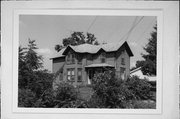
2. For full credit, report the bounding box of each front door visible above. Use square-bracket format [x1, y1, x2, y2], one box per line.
[88, 69, 94, 84]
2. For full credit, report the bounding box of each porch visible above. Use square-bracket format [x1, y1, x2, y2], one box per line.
[85, 63, 115, 84]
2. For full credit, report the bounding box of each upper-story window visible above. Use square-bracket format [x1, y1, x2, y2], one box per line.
[100, 52, 106, 63]
[66, 51, 75, 64]
[121, 58, 125, 65]
[77, 54, 82, 64]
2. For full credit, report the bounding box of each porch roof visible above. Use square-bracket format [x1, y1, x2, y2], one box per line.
[85, 63, 115, 68]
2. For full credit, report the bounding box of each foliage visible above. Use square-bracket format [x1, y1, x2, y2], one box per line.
[18, 39, 54, 107]
[28, 70, 54, 98]
[132, 100, 156, 109]
[91, 71, 135, 108]
[125, 76, 152, 100]
[18, 89, 37, 107]
[136, 25, 157, 75]
[34, 89, 56, 108]
[54, 82, 78, 107]
[55, 31, 99, 52]
[25, 38, 43, 70]
[18, 39, 44, 89]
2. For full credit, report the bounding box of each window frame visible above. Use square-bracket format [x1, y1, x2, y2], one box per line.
[66, 51, 76, 64]
[121, 57, 125, 65]
[77, 68, 82, 82]
[67, 68, 75, 82]
[100, 52, 106, 63]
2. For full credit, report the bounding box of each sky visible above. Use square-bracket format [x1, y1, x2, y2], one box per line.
[19, 15, 156, 72]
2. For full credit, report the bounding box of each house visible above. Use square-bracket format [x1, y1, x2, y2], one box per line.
[130, 67, 156, 82]
[51, 41, 133, 87]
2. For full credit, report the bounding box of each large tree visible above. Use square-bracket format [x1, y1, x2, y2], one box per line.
[136, 25, 157, 76]
[55, 31, 99, 52]
[18, 39, 54, 107]
[18, 39, 43, 89]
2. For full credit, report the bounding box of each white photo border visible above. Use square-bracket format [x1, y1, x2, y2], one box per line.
[1, 1, 179, 119]
[12, 9, 162, 114]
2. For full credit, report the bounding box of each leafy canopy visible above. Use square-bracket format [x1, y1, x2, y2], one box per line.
[55, 31, 99, 52]
[18, 39, 54, 107]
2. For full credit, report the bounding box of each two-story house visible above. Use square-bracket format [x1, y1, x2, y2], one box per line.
[51, 41, 133, 87]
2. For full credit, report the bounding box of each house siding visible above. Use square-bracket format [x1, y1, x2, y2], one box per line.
[115, 46, 130, 79]
[52, 42, 132, 87]
[52, 57, 65, 88]
[106, 52, 116, 66]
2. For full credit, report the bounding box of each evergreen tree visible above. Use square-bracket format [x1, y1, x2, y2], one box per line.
[136, 25, 157, 76]
[25, 39, 43, 70]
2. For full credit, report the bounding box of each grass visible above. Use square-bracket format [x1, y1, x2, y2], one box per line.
[132, 100, 156, 109]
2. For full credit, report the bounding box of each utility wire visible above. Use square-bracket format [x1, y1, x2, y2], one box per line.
[118, 17, 138, 42]
[119, 16, 144, 42]
[125, 17, 144, 41]
[132, 17, 156, 45]
[109, 17, 138, 43]
[86, 16, 97, 33]
[125, 16, 144, 41]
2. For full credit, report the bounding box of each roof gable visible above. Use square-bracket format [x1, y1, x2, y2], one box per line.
[51, 41, 133, 59]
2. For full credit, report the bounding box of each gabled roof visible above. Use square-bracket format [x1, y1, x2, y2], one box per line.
[64, 43, 100, 54]
[50, 48, 66, 59]
[51, 41, 133, 59]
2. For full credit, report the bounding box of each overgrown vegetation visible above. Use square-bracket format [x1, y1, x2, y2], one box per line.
[18, 39, 155, 108]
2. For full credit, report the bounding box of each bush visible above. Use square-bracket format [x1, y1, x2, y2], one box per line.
[91, 71, 135, 108]
[34, 89, 56, 108]
[55, 82, 78, 108]
[18, 89, 37, 107]
[125, 76, 152, 100]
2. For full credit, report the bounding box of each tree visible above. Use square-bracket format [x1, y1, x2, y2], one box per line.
[25, 39, 43, 70]
[18, 39, 43, 89]
[136, 25, 157, 76]
[18, 39, 55, 107]
[55, 32, 99, 52]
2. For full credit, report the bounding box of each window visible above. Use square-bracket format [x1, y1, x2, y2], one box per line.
[67, 68, 75, 82]
[77, 68, 82, 82]
[77, 54, 82, 64]
[120, 67, 126, 80]
[121, 58, 125, 65]
[100, 52, 106, 63]
[66, 52, 75, 64]
[72, 54, 75, 64]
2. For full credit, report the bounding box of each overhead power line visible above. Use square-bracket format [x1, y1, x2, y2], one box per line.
[86, 16, 97, 33]
[133, 17, 156, 45]
[119, 16, 144, 42]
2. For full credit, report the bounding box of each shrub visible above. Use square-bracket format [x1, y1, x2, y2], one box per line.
[91, 71, 135, 108]
[18, 89, 37, 107]
[34, 89, 56, 108]
[55, 82, 78, 108]
[125, 76, 152, 100]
